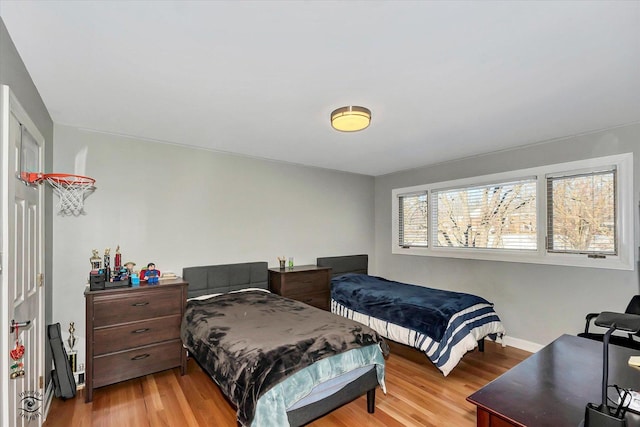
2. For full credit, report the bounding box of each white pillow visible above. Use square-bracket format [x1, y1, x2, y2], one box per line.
[187, 287, 270, 301]
[187, 293, 221, 301]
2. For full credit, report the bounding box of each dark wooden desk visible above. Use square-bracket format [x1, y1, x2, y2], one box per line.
[467, 334, 640, 427]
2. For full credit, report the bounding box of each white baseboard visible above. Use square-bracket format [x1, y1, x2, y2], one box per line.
[501, 335, 544, 353]
[42, 380, 54, 422]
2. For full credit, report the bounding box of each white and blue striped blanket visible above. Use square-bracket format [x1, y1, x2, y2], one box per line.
[331, 274, 505, 376]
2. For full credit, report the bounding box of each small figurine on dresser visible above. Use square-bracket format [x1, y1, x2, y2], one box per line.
[125, 261, 139, 286]
[141, 263, 160, 284]
[124, 261, 136, 275]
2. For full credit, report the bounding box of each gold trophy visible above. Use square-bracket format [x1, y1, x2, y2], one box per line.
[90, 249, 101, 271]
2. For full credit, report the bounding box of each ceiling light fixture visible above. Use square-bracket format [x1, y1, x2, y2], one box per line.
[330, 106, 371, 132]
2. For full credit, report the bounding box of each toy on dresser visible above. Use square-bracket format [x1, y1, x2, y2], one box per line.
[89, 246, 135, 290]
[140, 262, 160, 284]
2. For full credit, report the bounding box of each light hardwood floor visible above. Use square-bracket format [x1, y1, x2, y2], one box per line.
[44, 342, 530, 427]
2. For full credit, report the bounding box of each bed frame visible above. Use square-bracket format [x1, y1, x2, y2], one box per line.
[316, 254, 486, 367]
[182, 261, 379, 426]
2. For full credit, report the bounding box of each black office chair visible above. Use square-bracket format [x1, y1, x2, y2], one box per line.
[578, 295, 640, 350]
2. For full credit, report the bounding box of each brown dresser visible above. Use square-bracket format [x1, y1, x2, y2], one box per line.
[268, 265, 332, 311]
[84, 278, 188, 402]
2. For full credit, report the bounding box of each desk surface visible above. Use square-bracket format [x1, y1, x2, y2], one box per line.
[467, 334, 640, 427]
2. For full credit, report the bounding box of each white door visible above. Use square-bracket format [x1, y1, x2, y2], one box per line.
[1, 85, 45, 427]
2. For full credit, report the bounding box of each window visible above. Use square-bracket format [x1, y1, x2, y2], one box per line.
[546, 169, 616, 255]
[433, 178, 537, 250]
[391, 153, 634, 270]
[399, 192, 428, 248]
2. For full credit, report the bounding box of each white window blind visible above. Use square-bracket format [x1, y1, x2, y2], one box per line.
[546, 169, 616, 255]
[398, 192, 428, 247]
[432, 178, 537, 250]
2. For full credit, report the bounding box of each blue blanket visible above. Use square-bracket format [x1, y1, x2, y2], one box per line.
[331, 274, 492, 342]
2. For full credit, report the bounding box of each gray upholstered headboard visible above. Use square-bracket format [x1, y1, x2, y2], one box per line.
[316, 254, 368, 277]
[182, 262, 269, 298]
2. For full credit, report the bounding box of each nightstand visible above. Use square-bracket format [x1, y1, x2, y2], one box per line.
[268, 265, 332, 311]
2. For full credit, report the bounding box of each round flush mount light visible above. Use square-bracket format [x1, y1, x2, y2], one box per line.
[330, 106, 371, 132]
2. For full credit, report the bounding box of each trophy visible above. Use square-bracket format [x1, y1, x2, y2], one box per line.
[114, 245, 122, 270]
[67, 322, 76, 351]
[67, 322, 77, 372]
[90, 249, 101, 271]
[104, 248, 111, 282]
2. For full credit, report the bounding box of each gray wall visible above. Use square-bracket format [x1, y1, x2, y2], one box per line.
[0, 19, 54, 382]
[52, 124, 375, 366]
[374, 123, 640, 348]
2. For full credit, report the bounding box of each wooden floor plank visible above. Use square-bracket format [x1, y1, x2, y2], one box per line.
[44, 341, 530, 426]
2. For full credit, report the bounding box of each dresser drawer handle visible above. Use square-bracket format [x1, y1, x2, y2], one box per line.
[131, 328, 150, 334]
[131, 353, 150, 361]
[131, 302, 149, 307]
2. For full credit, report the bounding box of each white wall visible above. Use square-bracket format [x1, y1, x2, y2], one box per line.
[374, 123, 640, 349]
[52, 124, 375, 367]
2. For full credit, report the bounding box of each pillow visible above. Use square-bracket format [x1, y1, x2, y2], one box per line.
[187, 288, 270, 301]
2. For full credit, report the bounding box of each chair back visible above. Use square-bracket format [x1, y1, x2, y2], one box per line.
[625, 295, 640, 315]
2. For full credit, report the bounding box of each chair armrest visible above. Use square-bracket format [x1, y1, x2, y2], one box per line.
[584, 312, 600, 334]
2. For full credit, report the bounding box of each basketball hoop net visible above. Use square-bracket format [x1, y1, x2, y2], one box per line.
[23, 173, 96, 216]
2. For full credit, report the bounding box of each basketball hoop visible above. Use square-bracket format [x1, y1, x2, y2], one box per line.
[23, 172, 96, 216]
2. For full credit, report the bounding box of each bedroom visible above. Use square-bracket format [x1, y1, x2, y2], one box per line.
[1, 1, 638, 426]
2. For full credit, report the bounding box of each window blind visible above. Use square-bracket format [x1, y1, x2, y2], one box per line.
[432, 178, 537, 250]
[546, 168, 616, 255]
[398, 192, 428, 247]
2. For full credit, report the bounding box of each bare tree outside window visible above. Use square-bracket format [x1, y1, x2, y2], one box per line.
[434, 179, 537, 250]
[547, 170, 616, 254]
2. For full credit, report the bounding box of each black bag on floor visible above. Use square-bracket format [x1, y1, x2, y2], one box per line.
[47, 323, 76, 399]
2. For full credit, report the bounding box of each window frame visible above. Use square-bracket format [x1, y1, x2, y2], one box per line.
[398, 191, 429, 248]
[391, 153, 634, 270]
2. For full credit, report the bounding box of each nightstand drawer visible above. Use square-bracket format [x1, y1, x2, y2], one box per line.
[293, 291, 329, 311]
[93, 339, 183, 388]
[93, 288, 182, 327]
[281, 272, 328, 295]
[93, 315, 181, 355]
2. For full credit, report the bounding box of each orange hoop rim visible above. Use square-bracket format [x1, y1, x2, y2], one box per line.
[23, 172, 95, 185]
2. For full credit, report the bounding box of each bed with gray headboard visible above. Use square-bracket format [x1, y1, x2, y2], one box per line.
[317, 254, 506, 376]
[180, 261, 387, 427]
[183, 261, 269, 297]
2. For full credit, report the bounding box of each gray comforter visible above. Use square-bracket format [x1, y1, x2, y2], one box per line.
[181, 290, 388, 426]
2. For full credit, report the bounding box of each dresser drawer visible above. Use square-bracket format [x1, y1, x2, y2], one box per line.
[93, 288, 182, 327]
[93, 339, 183, 388]
[281, 272, 328, 296]
[292, 291, 329, 311]
[93, 315, 181, 356]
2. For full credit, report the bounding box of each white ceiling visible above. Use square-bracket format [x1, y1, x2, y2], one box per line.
[1, 1, 639, 176]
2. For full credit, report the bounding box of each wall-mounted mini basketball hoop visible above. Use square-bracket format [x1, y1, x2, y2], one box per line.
[22, 172, 96, 216]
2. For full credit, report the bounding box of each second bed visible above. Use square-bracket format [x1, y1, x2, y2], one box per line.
[317, 254, 506, 376]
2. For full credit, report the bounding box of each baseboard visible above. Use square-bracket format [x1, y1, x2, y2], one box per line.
[500, 335, 544, 353]
[42, 380, 54, 421]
